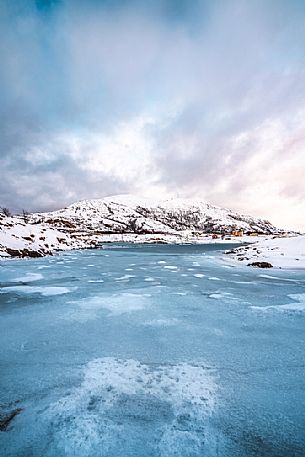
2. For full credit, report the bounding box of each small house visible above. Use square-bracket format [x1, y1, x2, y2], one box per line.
[231, 230, 243, 237]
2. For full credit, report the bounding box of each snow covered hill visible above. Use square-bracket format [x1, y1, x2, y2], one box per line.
[0, 194, 284, 259]
[35, 194, 278, 235]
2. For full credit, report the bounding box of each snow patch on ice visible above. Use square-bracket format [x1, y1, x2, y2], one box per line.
[208, 293, 224, 299]
[42, 357, 217, 456]
[1, 286, 74, 296]
[231, 280, 252, 284]
[251, 293, 305, 313]
[144, 318, 179, 327]
[67, 293, 149, 321]
[14, 272, 43, 282]
[115, 275, 136, 281]
[258, 274, 301, 283]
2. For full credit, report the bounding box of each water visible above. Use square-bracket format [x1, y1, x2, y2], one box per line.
[0, 244, 305, 456]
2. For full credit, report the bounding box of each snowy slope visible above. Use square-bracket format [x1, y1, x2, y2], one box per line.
[0, 215, 69, 258]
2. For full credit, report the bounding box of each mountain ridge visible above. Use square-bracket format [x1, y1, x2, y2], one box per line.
[38, 194, 277, 235]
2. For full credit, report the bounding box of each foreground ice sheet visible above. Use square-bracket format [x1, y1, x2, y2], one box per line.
[0, 243, 305, 456]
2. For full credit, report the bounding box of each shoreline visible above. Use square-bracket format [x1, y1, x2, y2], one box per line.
[0, 238, 249, 259]
[0, 216, 258, 260]
[1, 234, 304, 270]
[1, 210, 303, 269]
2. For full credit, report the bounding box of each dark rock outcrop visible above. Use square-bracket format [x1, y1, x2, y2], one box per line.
[248, 261, 273, 268]
[6, 248, 52, 258]
[0, 408, 23, 431]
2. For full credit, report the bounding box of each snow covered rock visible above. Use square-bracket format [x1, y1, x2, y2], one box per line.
[227, 235, 305, 269]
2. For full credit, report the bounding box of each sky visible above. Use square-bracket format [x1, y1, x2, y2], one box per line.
[0, 0, 305, 231]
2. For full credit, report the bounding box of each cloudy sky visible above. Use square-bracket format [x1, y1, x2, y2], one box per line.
[1, 0, 305, 230]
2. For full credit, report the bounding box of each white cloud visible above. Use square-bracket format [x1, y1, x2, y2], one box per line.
[0, 0, 305, 230]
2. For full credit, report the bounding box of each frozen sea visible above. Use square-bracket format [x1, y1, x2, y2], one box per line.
[0, 243, 305, 457]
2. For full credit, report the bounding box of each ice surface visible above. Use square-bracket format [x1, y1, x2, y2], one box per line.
[1, 245, 305, 457]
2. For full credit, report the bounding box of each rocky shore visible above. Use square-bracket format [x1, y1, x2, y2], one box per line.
[225, 235, 305, 269]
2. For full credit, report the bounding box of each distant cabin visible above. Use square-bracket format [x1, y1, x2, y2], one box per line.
[231, 230, 243, 237]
